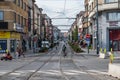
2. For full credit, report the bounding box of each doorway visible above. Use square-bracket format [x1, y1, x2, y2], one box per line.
[109, 29, 120, 51]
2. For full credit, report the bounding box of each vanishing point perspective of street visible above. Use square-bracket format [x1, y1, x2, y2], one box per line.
[0, 0, 120, 80]
[0, 41, 119, 80]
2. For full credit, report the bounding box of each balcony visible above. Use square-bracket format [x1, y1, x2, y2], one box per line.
[100, 3, 118, 11]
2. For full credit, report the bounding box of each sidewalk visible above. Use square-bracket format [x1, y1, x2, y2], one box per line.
[73, 48, 120, 79]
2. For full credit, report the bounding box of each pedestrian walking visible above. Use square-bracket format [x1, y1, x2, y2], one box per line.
[16, 47, 19, 59]
[56, 46, 57, 50]
[18, 48, 25, 58]
[62, 44, 67, 57]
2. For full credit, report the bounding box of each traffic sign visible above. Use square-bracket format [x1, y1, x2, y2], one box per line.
[86, 38, 90, 41]
[86, 38, 90, 46]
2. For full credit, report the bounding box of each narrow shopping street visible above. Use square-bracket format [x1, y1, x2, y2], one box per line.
[0, 42, 118, 80]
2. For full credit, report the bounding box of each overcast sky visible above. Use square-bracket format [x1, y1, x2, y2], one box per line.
[36, 0, 84, 32]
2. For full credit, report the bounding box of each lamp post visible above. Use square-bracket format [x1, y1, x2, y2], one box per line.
[96, 0, 99, 54]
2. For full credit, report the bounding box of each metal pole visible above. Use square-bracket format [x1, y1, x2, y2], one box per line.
[32, 0, 35, 52]
[96, 0, 99, 54]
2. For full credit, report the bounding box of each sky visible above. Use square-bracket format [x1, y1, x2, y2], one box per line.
[36, 0, 84, 32]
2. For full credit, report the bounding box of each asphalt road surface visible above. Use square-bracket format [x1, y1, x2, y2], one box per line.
[0, 41, 119, 80]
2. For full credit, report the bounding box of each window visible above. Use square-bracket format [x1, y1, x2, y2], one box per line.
[107, 12, 120, 21]
[18, 0, 20, 6]
[14, 0, 16, 4]
[18, 15, 20, 24]
[24, 18, 26, 27]
[14, 12, 16, 23]
[21, 0, 23, 9]
[21, 16, 23, 26]
[0, 0, 4, 2]
[23, 3, 26, 10]
[0, 11, 3, 20]
[105, 0, 118, 3]
[23, 18, 26, 27]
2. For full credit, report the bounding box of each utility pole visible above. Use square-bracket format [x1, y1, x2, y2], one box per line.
[32, 0, 35, 52]
[96, 0, 99, 55]
[32, 0, 35, 34]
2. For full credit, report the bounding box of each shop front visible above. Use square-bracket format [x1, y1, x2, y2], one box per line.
[109, 29, 120, 51]
[10, 32, 21, 53]
[0, 31, 10, 53]
[0, 31, 21, 54]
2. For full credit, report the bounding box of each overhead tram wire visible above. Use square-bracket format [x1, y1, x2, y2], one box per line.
[63, 0, 66, 13]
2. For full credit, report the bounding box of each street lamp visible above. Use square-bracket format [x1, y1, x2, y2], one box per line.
[96, 0, 99, 54]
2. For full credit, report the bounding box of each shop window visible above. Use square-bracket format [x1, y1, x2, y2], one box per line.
[0, 40, 7, 53]
[10, 40, 15, 52]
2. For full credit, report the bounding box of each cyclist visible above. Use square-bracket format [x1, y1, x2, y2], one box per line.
[62, 45, 67, 57]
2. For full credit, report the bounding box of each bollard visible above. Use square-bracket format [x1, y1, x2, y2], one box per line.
[109, 48, 114, 64]
[100, 48, 102, 53]
[104, 48, 106, 54]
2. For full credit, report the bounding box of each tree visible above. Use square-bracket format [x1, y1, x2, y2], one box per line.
[73, 26, 78, 42]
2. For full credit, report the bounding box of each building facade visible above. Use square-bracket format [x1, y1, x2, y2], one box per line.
[76, 11, 85, 41]
[0, 0, 28, 54]
[88, 0, 120, 51]
[32, 4, 42, 49]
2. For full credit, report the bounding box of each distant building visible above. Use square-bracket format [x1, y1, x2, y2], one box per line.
[76, 11, 85, 41]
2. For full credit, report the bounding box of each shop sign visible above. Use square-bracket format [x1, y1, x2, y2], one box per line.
[10, 32, 20, 40]
[0, 31, 10, 38]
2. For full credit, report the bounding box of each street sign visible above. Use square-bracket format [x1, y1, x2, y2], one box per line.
[86, 38, 90, 41]
[86, 38, 90, 46]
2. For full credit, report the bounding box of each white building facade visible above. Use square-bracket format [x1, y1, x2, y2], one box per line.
[89, 0, 120, 51]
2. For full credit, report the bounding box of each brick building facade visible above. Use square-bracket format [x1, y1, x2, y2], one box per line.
[0, 0, 28, 53]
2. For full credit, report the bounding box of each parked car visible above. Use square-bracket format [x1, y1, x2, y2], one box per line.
[41, 41, 50, 48]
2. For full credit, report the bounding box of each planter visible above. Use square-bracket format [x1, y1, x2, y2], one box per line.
[99, 52, 106, 59]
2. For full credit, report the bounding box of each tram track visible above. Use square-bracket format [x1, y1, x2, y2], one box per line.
[59, 42, 72, 80]
[67, 43, 117, 80]
[26, 45, 63, 80]
[59, 43, 102, 80]
[0, 48, 57, 80]
[26, 50, 60, 80]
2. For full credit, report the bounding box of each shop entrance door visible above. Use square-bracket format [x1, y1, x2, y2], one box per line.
[112, 40, 120, 51]
[109, 29, 120, 51]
